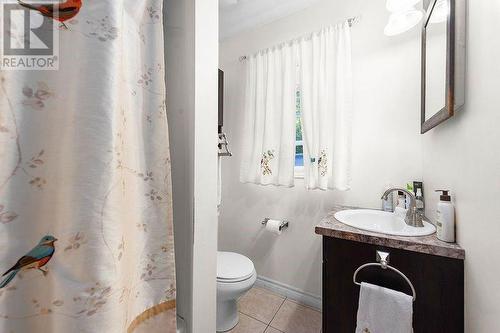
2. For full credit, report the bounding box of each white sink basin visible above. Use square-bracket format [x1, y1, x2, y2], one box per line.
[334, 209, 436, 237]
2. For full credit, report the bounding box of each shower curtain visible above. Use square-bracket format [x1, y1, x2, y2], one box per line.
[0, 0, 176, 332]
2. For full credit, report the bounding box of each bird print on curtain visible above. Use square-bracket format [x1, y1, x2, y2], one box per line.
[0, 0, 176, 332]
[17, 0, 82, 29]
[0, 236, 57, 288]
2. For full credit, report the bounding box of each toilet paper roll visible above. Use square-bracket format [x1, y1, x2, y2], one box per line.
[265, 219, 282, 235]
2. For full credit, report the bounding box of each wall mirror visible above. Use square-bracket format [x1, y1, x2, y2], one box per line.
[421, 0, 466, 133]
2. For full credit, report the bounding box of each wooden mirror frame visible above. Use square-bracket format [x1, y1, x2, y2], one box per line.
[421, 0, 466, 134]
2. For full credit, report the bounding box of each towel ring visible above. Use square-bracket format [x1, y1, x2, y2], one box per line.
[353, 251, 416, 302]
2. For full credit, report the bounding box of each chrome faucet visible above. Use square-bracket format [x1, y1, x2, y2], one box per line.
[381, 188, 424, 228]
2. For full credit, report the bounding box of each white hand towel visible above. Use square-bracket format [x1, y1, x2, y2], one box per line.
[356, 282, 413, 333]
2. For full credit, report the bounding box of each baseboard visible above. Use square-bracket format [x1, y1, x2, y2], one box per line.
[255, 275, 322, 311]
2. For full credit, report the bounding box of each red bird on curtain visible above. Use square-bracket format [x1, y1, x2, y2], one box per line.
[17, 0, 82, 29]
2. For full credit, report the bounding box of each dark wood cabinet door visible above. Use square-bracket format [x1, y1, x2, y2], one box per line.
[322, 237, 464, 333]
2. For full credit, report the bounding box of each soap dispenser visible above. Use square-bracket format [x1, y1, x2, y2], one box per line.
[435, 190, 455, 243]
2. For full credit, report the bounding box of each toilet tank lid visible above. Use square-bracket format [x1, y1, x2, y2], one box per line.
[217, 252, 255, 281]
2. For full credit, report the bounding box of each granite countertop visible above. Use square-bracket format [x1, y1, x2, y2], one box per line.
[315, 207, 465, 260]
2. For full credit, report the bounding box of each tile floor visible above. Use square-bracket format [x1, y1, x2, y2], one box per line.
[230, 286, 322, 333]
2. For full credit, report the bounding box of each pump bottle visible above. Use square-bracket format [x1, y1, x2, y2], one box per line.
[436, 190, 455, 243]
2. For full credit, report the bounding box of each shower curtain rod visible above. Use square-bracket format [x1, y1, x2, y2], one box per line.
[238, 15, 361, 62]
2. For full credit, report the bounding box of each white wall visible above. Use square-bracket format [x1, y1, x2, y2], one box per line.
[192, 0, 219, 332]
[165, 0, 218, 331]
[422, 1, 500, 331]
[219, 0, 424, 297]
[165, 0, 194, 327]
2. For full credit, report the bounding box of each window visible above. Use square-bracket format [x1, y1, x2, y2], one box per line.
[295, 89, 304, 178]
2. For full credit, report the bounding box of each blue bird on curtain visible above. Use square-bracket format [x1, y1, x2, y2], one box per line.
[0, 235, 57, 288]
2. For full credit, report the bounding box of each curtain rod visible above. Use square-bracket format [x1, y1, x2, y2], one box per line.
[238, 15, 361, 62]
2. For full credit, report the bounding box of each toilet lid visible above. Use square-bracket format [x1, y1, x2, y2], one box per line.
[217, 252, 255, 282]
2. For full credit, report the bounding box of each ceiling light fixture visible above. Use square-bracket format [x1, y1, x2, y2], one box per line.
[384, 8, 424, 36]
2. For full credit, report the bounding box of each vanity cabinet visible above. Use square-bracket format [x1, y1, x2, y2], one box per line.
[322, 236, 464, 333]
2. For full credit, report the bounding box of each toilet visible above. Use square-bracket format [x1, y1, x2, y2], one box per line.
[217, 251, 257, 332]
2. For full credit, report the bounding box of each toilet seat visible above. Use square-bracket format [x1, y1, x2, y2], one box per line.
[217, 252, 255, 283]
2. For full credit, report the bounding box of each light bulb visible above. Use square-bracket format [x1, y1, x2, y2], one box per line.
[384, 8, 423, 36]
[386, 0, 422, 13]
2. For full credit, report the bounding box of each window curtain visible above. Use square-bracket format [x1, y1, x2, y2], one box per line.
[0, 1, 176, 332]
[298, 23, 353, 190]
[240, 22, 352, 190]
[240, 45, 297, 186]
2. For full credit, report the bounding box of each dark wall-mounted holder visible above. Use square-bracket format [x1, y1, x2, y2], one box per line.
[218, 69, 224, 134]
[217, 69, 232, 157]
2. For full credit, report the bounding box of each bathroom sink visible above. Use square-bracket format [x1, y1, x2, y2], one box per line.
[334, 209, 436, 237]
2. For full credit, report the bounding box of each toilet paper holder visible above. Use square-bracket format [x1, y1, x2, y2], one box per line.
[261, 218, 289, 231]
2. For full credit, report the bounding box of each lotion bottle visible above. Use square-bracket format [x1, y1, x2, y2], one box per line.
[436, 190, 455, 242]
